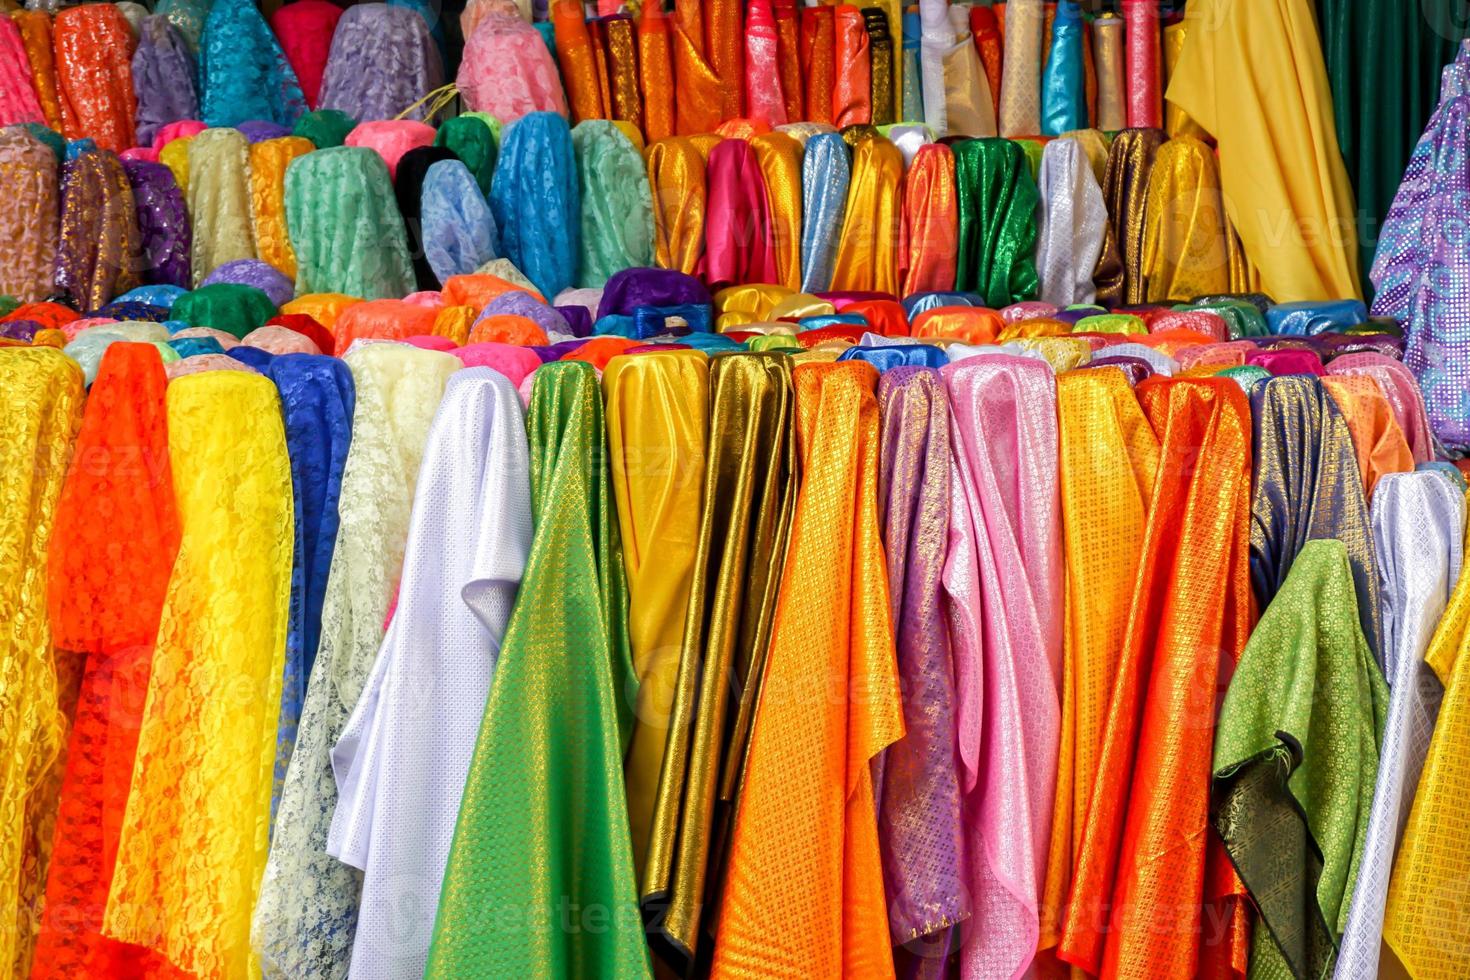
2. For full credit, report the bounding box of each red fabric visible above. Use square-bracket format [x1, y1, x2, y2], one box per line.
[267, 313, 334, 354]
[796, 324, 868, 347]
[842, 299, 908, 337]
[270, 0, 343, 110]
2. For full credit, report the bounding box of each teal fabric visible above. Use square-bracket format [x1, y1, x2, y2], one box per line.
[571, 121, 655, 289]
[284, 147, 415, 299]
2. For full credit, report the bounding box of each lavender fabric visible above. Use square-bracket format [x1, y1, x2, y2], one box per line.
[421, 160, 499, 287]
[202, 258, 296, 306]
[132, 16, 200, 146]
[594, 268, 712, 320]
[477, 290, 568, 336]
[1051, 308, 1102, 326]
[238, 120, 294, 143]
[317, 4, 445, 123]
[528, 338, 588, 361]
[554, 304, 592, 337]
[123, 159, 192, 288]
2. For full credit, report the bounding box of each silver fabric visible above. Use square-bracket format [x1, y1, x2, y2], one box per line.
[799, 132, 851, 294]
[1036, 138, 1107, 307]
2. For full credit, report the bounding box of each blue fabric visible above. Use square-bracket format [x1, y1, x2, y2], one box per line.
[838, 343, 949, 370]
[228, 345, 276, 370]
[119, 284, 188, 309]
[799, 313, 869, 331]
[198, 0, 307, 128]
[800, 133, 852, 293]
[91, 301, 171, 322]
[1265, 299, 1369, 336]
[422, 159, 499, 286]
[901, 11, 923, 124]
[490, 112, 580, 301]
[65, 139, 97, 161]
[167, 337, 225, 358]
[671, 331, 742, 353]
[1040, 2, 1086, 136]
[902, 291, 983, 317]
[633, 304, 711, 336]
[594, 314, 641, 338]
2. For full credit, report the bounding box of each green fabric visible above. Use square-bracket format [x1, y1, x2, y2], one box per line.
[425, 360, 648, 979]
[746, 334, 801, 352]
[1212, 539, 1388, 980]
[291, 109, 357, 149]
[0, 296, 18, 319]
[1016, 137, 1045, 181]
[284, 146, 415, 300]
[461, 111, 502, 147]
[1074, 313, 1145, 336]
[570, 121, 656, 289]
[434, 115, 497, 199]
[170, 283, 276, 338]
[1218, 365, 1270, 392]
[1177, 300, 1268, 339]
[953, 138, 1040, 307]
[19, 123, 64, 163]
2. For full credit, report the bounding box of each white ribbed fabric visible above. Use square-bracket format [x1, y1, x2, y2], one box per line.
[328, 367, 534, 980]
[1036, 138, 1108, 307]
[1335, 470, 1465, 980]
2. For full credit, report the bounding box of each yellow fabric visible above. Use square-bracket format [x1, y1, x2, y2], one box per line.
[1018, 337, 1092, 371]
[1384, 490, 1470, 979]
[1140, 135, 1233, 302]
[432, 305, 476, 346]
[646, 136, 709, 276]
[1166, 0, 1362, 301]
[102, 371, 294, 980]
[186, 128, 258, 287]
[1161, 21, 1206, 139]
[715, 283, 793, 330]
[0, 348, 81, 978]
[602, 349, 709, 878]
[830, 136, 903, 295]
[159, 137, 193, 195]
[768, 293, 835, 320]
[248, 136, 313, 278]
[749, 132, 804, 291]
[280, 293, 360, 334]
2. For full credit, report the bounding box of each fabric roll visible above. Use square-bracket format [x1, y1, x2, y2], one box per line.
[1139, 135, 1232, 302]
[318, 3, 443, 123]
[1213, 539, 1389, 980]
[708, 0, 742, 120]
[943, 354, 1063, 980]
[968, 5, 1003, 121]
[422, 159, 499, 287]
[749, 132, 804, 291]
[459, 10, 565, 124]
[710, 361, 902, 979]
[831, 136, 903, 295]
[776, 0, 804, 125]
[397, 145, 459, 291]
[269, 0, 342, 110]
[901, 142, 958, 297]
[0, 128, 58, 303]
[490, 112, 581, 302]
[646, 136, 710, 277]
[249, 136, 313, 280]
[638, 1, 675, 141]
[1160, 19, 1204, 139]
[1326, 353, 1435, 465]
[801, 4, 836, 126]
[101, 369, 292, 980]
[1091, 15, 1126, 131]
[834, 4, 873, 128]
[602, 14, 643, 132]
[185, 129, 258, 289]
[0, 349, 81, 979]
[936, 9, 997, 138]
[197, 0, 305, 129]
[123, 159, 190, 288]
[1121, 0, 1161, 129]
[746, 0, 787, 127]
[863, 7, 895, 126]
[52, 4, 136, 153]
[670, 0, 720, 133]
[552, 0, 605, 123]
[1041, 1, 1086, 135]
[1097, 127, 1165, 306]
[1036, 137, 1107, 307]
[998, 0, 1043, 136]
[705, 138, 778, 290]
[1321, 376, 1415, 500]
[1335, 472, 1463, 980]
[130, 16, 196, 146]
[55, 149, 143, 310]
[13, 10, 61, 131]
[953, 137, 1040, 307]
[1059, 377, 1254, 978]
[572, 121, 655, 288]
[425, 361, 648, 978]
[800, 132, 851, 294]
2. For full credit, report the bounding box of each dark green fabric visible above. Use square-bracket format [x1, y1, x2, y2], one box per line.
[953, 138, 1040, 307]
[171, 283, 276, 338]
[291, 109, 357, 149]
[434, 115, 497, 199]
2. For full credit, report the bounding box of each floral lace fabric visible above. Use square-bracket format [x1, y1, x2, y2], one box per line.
[52, 4, 136, 153]
[317, 4, 444, 123]
[131, 16, 198, 147]
[197, 0, 307, 128]
[571, 121, 655, 288]
[187, 129, 258, 287]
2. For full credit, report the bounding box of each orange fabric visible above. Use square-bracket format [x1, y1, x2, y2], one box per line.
[561, 335, 639, 368]
[672, 0, 721, 134]
[913, 306, 1003, 344]
[13, 10, 62, 131]
[800, 5, 836, 125]
[332, 299, 440, 350]
[441, 273, 543, 309]
[998, 317, 1071, 340]
[248, 136, 314, 278]
[775, 2, 804, 125]
[842, 299, 907, 337]
[552, 0, 605, 123]
[431, 305, 476, 347]
[279, 293, 359, 333]
[1131, 327, 1215, 356]
[1322, 376, 1416, 499]
[637, 2, 675, 142]
[900, 143, 959, 298]
[465, 313, 549, 347]
[51, 4, 135, 153]
[1058, 377, 1254, 979]
[710, 360, 902, 980]
[3, 302, 79, 329]
[715, 117, 771, 140]
[832, 5, 872, 128]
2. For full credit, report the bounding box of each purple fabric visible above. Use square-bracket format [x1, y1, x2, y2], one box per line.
[1088, 355, 1153, 385]
[1254, 336, 1317, 353]
[237, 119, 295, 143]
[528, 338, 588, 361]
[1246, 349, 1327, 377]
[595, 267, 712, 320]
[477, 290, 571, 336]
[1314, 332, 1405, 361]
[555, 304, 592, 337]
[0, 320, 43, 342]
[123, 159, 192, 288]
[1051, 307, 1104, 326]
[201, 259, 295, 307]
[317, 4, 445, 123]
[132, 16, 200, 146]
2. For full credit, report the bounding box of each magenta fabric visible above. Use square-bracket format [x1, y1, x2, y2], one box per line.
[452, 341, 543, 387]
[1245, 348, 1326, 377]
[703, 139, 778, 290]
[0, 18, 44, 127]
[270, 0, 343, 110]
[152, 120, 207, 151]
[403, 334, 458, 351]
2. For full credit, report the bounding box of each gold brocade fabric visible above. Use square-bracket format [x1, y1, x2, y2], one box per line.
[187, 128, 258, 287]
[749, 132, 803, 291]
[707, 0, 742, 120]
[605, 15, 643, 133]
[1017, 337, 1092, 372]
[603, 350, 710, 878]
[1091, 14, 1126, 132]
[858, 0, 901, 120]
[1037, 368, 1160, 975]
[641, 352, 796, 974]
[710, 361, 903, 980]
[0, 349, 81, 979]
[1140, 135, 1232, 303]
[248, 136, 313, 278]
[672, 0, 720, 134]
[1161, 21, 1205, 139]
[1383, 491, 1470, 979]
[768, 293, 834, 320]
[646, 136, 708, 276]
[638, 3, 674, 142]
[830, 136, 903, 295]
[1097, 127, 1165, 306]
[714, 284, 792, 330]
[553, 0, 606, 123]
[13, 11, 61, 131]
[102, 371, 294, 980]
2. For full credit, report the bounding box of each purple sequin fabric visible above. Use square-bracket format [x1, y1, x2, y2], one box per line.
[124, 158, 191, 288]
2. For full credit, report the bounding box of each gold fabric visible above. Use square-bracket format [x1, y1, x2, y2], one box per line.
[0, 349, 81, 979]
[1140, 135, 1232, 302]
[945, 23, 998, 138]
[1091, 14, 1126, 131]
[431, 305, 475, 346]
[768, 293, 835, 320]
[714, 284, 792, 330]
[672, 0, 721, 134]
[280, 293, 360, 333]
[858, 0, 901, 120]
[187, 128, 258, 287]
[248, 136, 313, 279]
[830, 136, 903, 294]
[13, 10, 62, 131]
[1161, 21, 1205, 139]
[749, 132, 803, 291]
[1061, 128, 1111, 184]
[1098, 127, 1165, 306]
[641, 352, 795, 972]
[646, 136, 707, 276]
[605, 15, 643, 133]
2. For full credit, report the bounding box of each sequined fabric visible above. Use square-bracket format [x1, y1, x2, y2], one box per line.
[0, 128, 58, 303]
[52, 4, 136, 153]
[54, 149, 142, 310]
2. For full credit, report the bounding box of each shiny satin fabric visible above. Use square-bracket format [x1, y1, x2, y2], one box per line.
[647, 136, 710, 278]
[953, 138, 1041, 307]
[1041, 1, 1085, 136]
[1059, 377, 1254, 979]
[710, 361, 902, 980]
[1325, 353, 1436, 465]
[52, 4, 136, 153]
[933, 10, 996, 139]
[800, 132, 851, 294]
[1093, 16, 1127, 127]
[101, 370, 293, 980]
[1160, 19, 1204, 139]
[705, 138, 778, 290]
[1322, 375, 1415, 499]
[1168, 0, 1362, 302]
[13, 10, 61, 131]
[187, 129, 257, 288]
[901, 143, 959, 297]
[1211, 538, 1388, 980]
[1248, 375, 1384, 660]
[1037, 366, 1160, 973]
[1036, 137, 1107, 307]
[0, 349, 81, 979]
[552, 0, 604, 122]
[1097, 128, 1165, 307]
[0, 128, 58, 303]
[573, 121, 655, 287]
[197, 0, 306, 128]
[602, 350, 709, 878]
[998, 0, 1043, 136]
[490, 112, 581, 301]
[749, 133, 804, 291]
[55, 149, 143, 311]
[638, 2, 675, 141]
[943, 354, 1063, 980]
[831, 136, 903, 295]
[671, 0, 721, 134]
[833, 5, 873, 128]
[1140, 135, 1233, 302]
[248, 136, 312, 279]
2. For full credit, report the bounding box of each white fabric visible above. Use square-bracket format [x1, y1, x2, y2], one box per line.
[1036, 138, 1107, 307]
[918, 0, 952, 137]
[1091, 342, 1178, 376]
[1334, 471, 1464, 980]
[329, 367, 533, 980]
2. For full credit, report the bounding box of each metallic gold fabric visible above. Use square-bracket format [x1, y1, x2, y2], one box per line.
[672, 0, 721, 133]
[999, 0, 1044, 136]
[1140, 135, 1231, 302]
[642, 352, 796, 973]
[604, 15, 643, 133]
[248, 136, 312, 278]
[646, 136, 708, 276]
[431, 305, 474, 346]
[13, 10, 61, 130]
[901, 142, 959, 296]
[187, 128, 258, 287]
[552, 0, 606, 123]
[1097, 127, 1165, 306]
[638, 2, 674, 141]
[863, 6, 894, 125]
[749, 132, 804, 291]
[603, 350, 709, 878]
[0, 348, 81, 979]
[830, 136, 903, 295]
[1161, 21, 1204, 139]
[710, 361, 903, 980]
[1091, 14, 1126, 131]
[859, 0, 901, 120]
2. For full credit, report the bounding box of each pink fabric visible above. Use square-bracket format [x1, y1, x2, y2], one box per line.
[1174, 339, 1255, 372]
[1245, 349, 1325, 377]
[403, 334, 458, 351]
[402, 290, 446, 308]
[745, 0, 787, 127]
[165, 353, 259, 379]
[169, 326, 241, 349]
[120, 147, 160, 163]
[941, 353, 1063, 980]
[456, 12, 569, 123]
[0, 18, 45, 126]
[344, 120, 437, 179]
[242, 325, 322, 355]
[453, 341, 543, 387]
[62, 317, 118, 341]
[704, 138, 779, 289]
[151, 119, 206, 152]
[1326, 352, 1436, 463]
[1000, 301, 1060, 323]
[1148, 310, 1227, 341]
[270, 0, 343, 109]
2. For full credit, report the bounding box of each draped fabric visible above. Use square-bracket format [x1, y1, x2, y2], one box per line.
[457, 11, 563, 124]
[0, 128, 58, 303]
[953, 137, 1040, 307]
[52, 4, 136, 153]
[422, 160, 499, 287]
[1097, 127, 1164, 307]
[1059, 377, 1254, 979]
[198, 0, 306, 129]
[1326, 353, 1436, 465]
[434, 115, 497, 199]
[1335, 472, 1464, 980]
[101, 370, 293, 980]
[1167, 0, 1362, 302]
[0, 348, 81, 979]
[1248, 376, 1384, 660]
[54, 149, 143, 310]
[269, 0, 342, 110]
[833, 5, 872, 128]
[1140, 134, 1233, 303]
[943, 354, 1062, 980]
[327, 368, 532, 980]
[315, 4, 439, 123]
[800, 132, 851, 294]
[710, 361, 903, 980]
[12, 10, 61, 131]
[130, 16, 196, 147]
[1321, 376, 1415, 499]
[1036, 137, 1107, 307]
[249, 136, 313, 279]
[640, 352, 795, 973]
[749, 132, 804, 292]
[831, 136, 903, 295]
[671, 0, 723, 134]
[647, 136, 710, 278]
[551, 0, 604, 123]
[426, 361, 648, 978]
[285, 146, 416, 300]
[396, 145, 459, 291]
[490, 112, 581, 302]
[573, 121, 655, 288]
[187, 128, 257, 287]
[705, 138, 777, 290]
[901, 143, 959, 298]
[1212, 539, 1389, 980]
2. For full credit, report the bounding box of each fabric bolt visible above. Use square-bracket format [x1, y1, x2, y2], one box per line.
[749, 132, 804, 292]
[124, 156, 191, 289]
[197, 0, 305, 129]
[746, 0, 786, 127]
[800, 132, 851, 294]
[801, 4, 836, 126]
[645, 136, 709, 278]
[396, 145, 459, 291]
[901, 143, 959, 297]
[998, 0, 1043, 137]
[186, 128, 257, 287]
[1121, 0, 1161, 129]
[1326, 353, 1436, 466]
[1096, 128, 1164, 306]
[705, 138, 777, 290]
[1041, 2, 1086, 136]
[833, 5, 872, 128]
[54, 149, 142, 311]
[130, 16, 196, 146]
[1036, 137, 1107, 307]
[953, 137, 1040, 307]
[491, 112, 580, 302]
[421, 160, 500, 288]
[318, 4, 443, 124]
[831, 136, 903, 295]
[0, 128, 58, 303]
[862, 7, 894, 126]
[270, 0, 342, 109]
[52, 4, 136, 153]
[249, 136, 313, 280]
[201, 259, 293, 308]
[459, 11, 565, 124]
[1321, 376, 1415, 499]
[1140, 135, 1233, 303]
[13, 10, 61, 131]
[343, 120, 435, 180]
[292, 109, 356, 149]
[573, 121, 655, 288]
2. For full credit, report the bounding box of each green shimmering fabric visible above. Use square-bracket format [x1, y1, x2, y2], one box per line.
[1180, 300, 1268, 339]
[434, 115, 497, 199]
[571, 120, 655, 289]
[425, 360, 649, 980]
[170, 283, 276, 338]
[953, 137, 1040, 307]
[1212, 539, 1388, 980]
[291, 109, 356, 149]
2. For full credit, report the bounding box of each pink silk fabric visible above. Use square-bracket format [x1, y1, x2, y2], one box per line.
[453, 341, 543, 387]
[704, 138, 779, 289]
